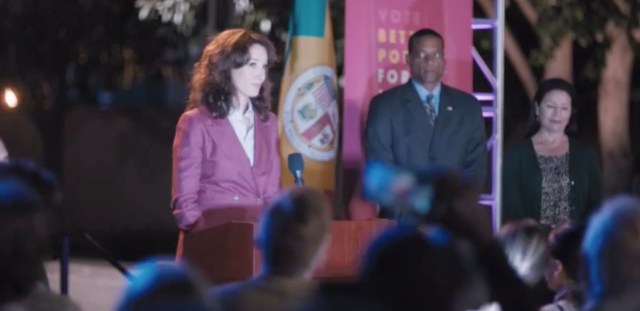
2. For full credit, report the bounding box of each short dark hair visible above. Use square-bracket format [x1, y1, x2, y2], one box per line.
[408, 28, 444, 54]
[527, 78, 579, 136]
[548, 221, 586, 281]
[359, 226, 487, 310]
[257, 188, 332, 277]
[0, 161, 61, 209]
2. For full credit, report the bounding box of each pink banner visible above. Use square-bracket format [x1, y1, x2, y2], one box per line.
[342, 0, 473, 166]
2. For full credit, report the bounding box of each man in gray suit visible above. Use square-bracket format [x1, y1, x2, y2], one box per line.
[211, 187, 332, 311]
[365, 28, 487, 218]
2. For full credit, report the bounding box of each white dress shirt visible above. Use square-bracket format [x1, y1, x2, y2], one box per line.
[227, 104, 255, 166]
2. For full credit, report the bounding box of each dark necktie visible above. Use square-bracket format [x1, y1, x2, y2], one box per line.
[425, 94, 436, 126]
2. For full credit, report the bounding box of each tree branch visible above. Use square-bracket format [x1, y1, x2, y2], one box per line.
[513, 0, 538, 25]
[609, 0, 640, 44]
[505, 29, 539, 97]
[543, 35, 574, 82]
[476, 0, 538, 98]
[610, 0, 631, 14]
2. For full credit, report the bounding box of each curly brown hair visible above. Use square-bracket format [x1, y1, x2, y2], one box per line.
[187, 28, 276, 121]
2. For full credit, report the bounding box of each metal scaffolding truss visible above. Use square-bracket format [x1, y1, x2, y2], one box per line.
[472, 0, 505, 232]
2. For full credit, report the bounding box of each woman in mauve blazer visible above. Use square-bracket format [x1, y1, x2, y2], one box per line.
[171, 29, 281, 254]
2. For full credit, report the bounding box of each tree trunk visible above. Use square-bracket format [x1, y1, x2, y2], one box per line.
[598, 22, 635, 196]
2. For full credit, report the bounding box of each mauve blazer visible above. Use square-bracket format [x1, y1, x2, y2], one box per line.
[171, 105, 282, 231]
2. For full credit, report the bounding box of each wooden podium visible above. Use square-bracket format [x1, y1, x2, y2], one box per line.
[182, 207, 393, 284]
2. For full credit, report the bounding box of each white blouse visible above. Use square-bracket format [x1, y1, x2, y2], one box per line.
[227, 104, 255, 166]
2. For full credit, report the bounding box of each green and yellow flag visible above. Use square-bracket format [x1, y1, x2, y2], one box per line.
[278, 0, 338, 195]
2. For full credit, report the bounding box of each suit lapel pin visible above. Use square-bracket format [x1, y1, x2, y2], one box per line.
[447, 106, 453, 111]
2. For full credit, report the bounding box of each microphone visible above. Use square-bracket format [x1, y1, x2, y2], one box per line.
[287, 153, 305, 187]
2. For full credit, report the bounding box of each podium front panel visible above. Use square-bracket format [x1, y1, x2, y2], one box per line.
[183, 219, 394, 284]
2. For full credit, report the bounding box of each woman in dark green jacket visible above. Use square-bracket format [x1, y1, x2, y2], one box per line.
[502, 79, 602, 228]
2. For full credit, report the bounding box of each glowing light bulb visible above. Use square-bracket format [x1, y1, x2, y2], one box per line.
[4, 88, 18, 109]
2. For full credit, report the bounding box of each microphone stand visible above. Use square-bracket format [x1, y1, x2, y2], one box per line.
[60, 233, 69, 294]
[58, 199, 70, 295]
[81, 230, 132, 279]
[59, 204, 132, 296]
